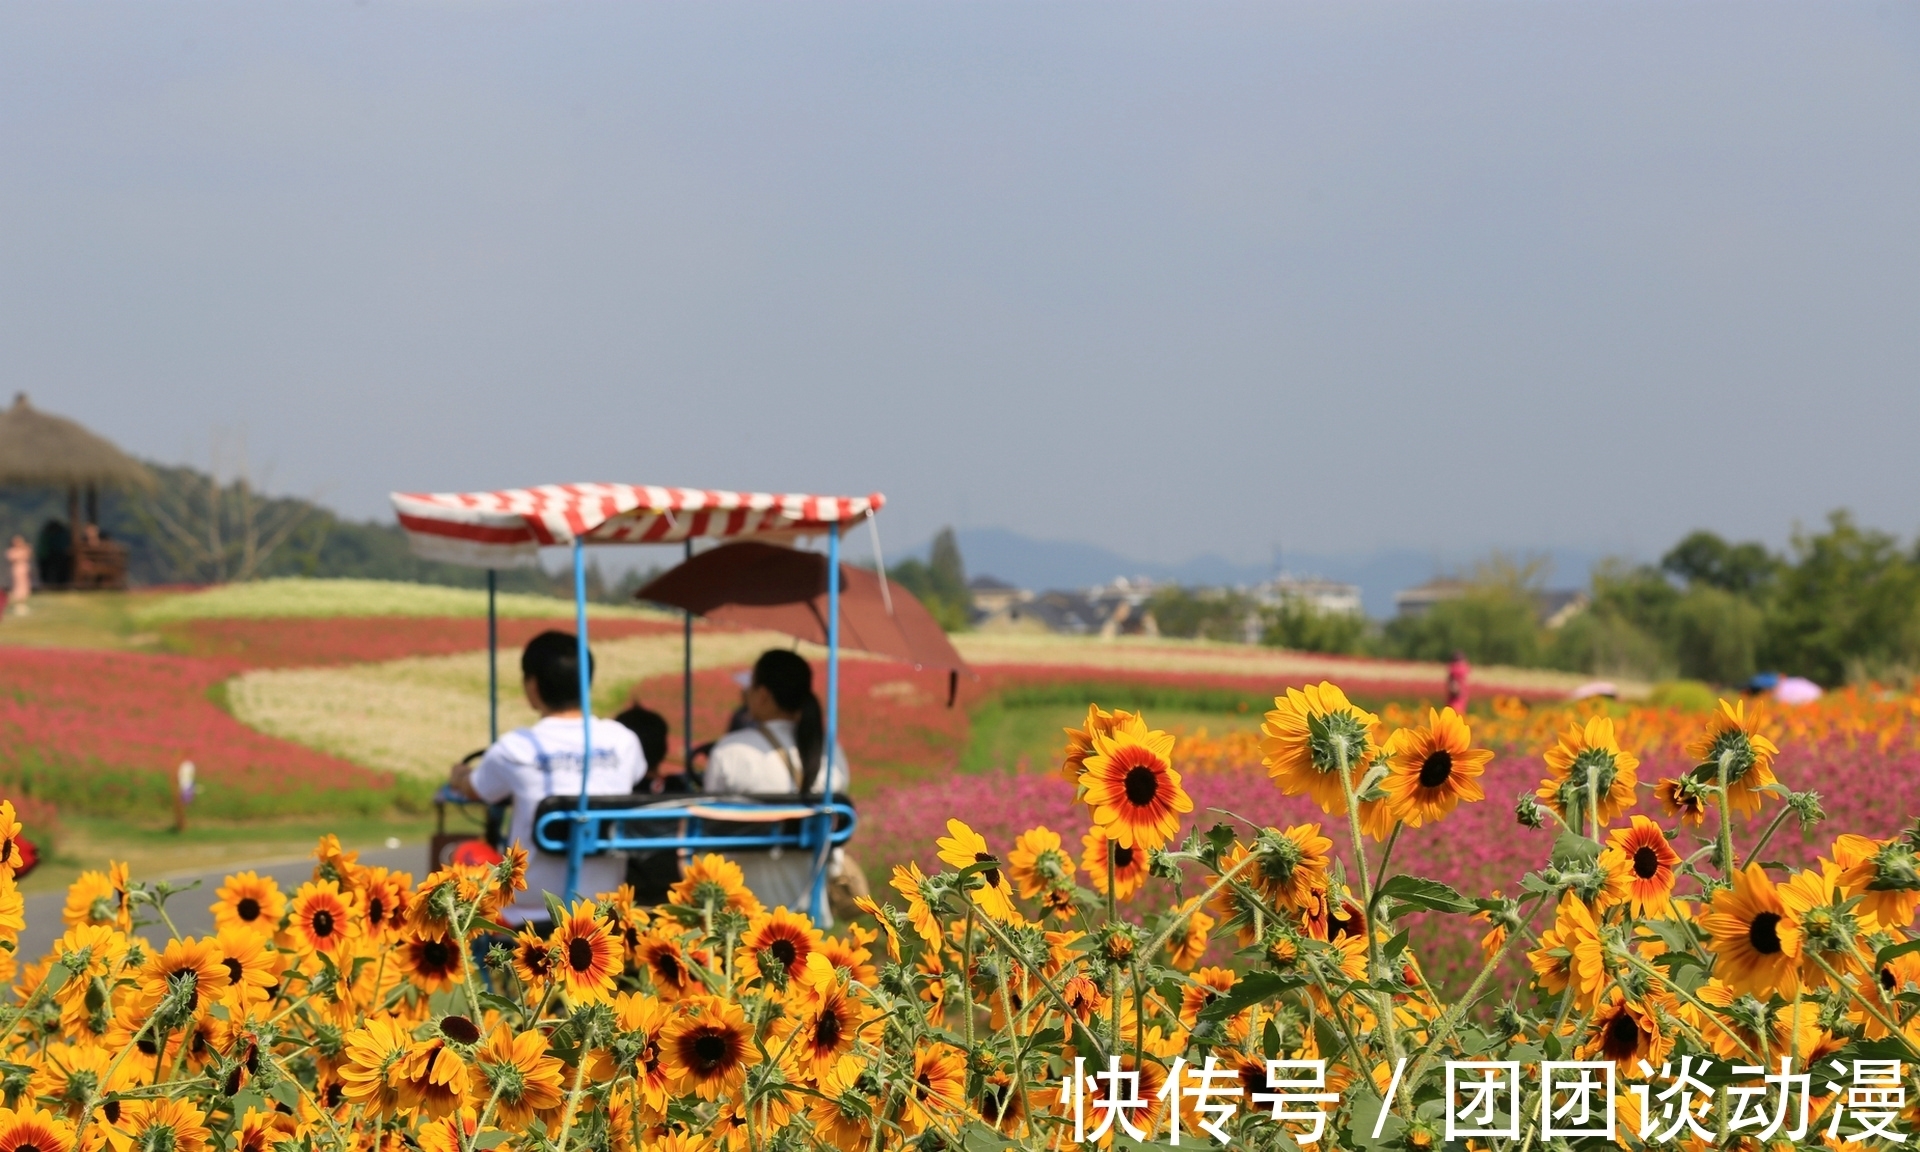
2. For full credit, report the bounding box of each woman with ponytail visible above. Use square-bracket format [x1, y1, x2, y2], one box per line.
[704, 649, 854, 919]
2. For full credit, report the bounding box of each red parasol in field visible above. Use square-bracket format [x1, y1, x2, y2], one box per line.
[636, 541, 969, 681]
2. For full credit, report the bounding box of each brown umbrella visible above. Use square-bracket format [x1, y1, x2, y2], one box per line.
[0, 393, 153, 490]
[637, 541, 971, 679]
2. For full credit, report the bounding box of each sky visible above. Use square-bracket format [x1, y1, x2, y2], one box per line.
[2, 1, 1918, 572]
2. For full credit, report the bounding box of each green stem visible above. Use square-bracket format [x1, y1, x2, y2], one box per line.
[1333, 742, 1396, 1064]
[1742, 804, 1795, 869]
[1400, 892, 1545, 1109]
[1716, 751, 1736, 877]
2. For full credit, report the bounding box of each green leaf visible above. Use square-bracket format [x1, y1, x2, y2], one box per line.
[1344, 1092, 1405, 1150]
[475, 1133, 514, 1150]
[1262, 1017, 1282, 1060]
[1551, 832, 1601, 868]
[1197, 972, 1307, 1022]
[1374, 875, 1475, 914]
[1876, 938, 1920, 968]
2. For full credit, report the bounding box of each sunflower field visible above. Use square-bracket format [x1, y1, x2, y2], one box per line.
[0, 683, 1914, 1151]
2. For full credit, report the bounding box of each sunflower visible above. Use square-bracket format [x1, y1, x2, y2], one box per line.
[816, 928, 878, 987]
[136, 937, 231, 1022]
[62, 864, 130, 933]
[211, 872, 285, 939]
[1381, 707, 1491, 828]
[1833, 833, 1920, 931]
[229, 1109, 292, 1152]
[784, 960, 875, 1081]
[612, 992, 673, 1120]
[0, 1103, 76, 1152]
[1526, 893, 1607, 1010]
[396, 933, 465, 994]
[934, 820, 1019, 922]
[1653, 776, 1711, 827]
[599, 884, 650, 963]
[1260, 683, 1381, 817]
[888, 863, 943, 947]
[510, 926, 557, 994]
[553, 901, 620, 1004]
[1683, 698, 1780, 817]
[668, 855, 762, 917]
[896, 1043, 967, 1135]
[1163, 898, 1214, 972]
[1080, 1054, 1167, 1142]
[643, 1135, 713, 1152]
[1178, 966, 1237, 1028]
[485, 846, 529, 920]
[805, 1055, 873, 1152]
[336, 1014, 415, 1117]
[353, 867, 411, 943]
[1078, 722, 1191, 852]
[1060, 974, 1105, 1025]
[51, 923, 129, 992]
[1250, 823, 1334, 912]
[413, 1110, 476, 1152]
[851, 896, 901, 963]
[634, 931, 698, 1002]
[1536, 715, 1639, 830]
[213, 928, 281, 1007]
[1005, 826, 1076, 900]
[659, 996, 760, 1100]
[0, 802, 26, 880]
[1080, 829, 1148, 903]
[1685, 978, 1822, 1062]
[470, 1026, 565, 1129]
[1576, 988, 1672, 1073]
[287, 880, 356, 957]
[1062, 704, 1144, 784]
[1702, 863, 1801, 998]
[396, 1039, 471, 1119]
[741, 907, 821, 988]
[1778, 862, 1864, 991]
[979, 1069, 1030, 1134]
[112, 1100, 209, 1152]
[1598, 816, 1680, 918]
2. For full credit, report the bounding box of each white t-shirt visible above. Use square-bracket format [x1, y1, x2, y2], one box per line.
[469, 716, 645, 925]
[704, 720, 850, 922]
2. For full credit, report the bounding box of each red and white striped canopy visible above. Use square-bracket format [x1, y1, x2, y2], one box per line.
[390, 484, 885, 568]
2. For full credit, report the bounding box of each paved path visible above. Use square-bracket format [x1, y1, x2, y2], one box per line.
[20, 843, 425, 962]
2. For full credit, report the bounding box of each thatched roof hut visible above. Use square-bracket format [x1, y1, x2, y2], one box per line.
[0, 393, 153, 491]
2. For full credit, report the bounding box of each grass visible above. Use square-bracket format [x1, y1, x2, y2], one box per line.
[130, 578, 674, 625]
[961, 696, 1263, 775]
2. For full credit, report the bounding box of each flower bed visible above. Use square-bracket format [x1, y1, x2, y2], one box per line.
[2, 683, 1916, 1152]
[164, 616, 678, 669]
[0, 648, 399, 818]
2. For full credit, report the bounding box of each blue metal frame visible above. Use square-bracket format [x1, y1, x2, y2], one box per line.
[533, 800, 857, 856]
[543, 523, 847, 921]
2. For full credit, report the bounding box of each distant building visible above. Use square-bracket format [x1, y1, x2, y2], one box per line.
[1394, 579, 1469, 618]
[1393, 578, 1590, 628]
[1253, 574, 1364, 617]
[967, 573, 1027, 619]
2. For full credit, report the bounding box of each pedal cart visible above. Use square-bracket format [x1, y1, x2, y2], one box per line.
[390, 484, 966, 920]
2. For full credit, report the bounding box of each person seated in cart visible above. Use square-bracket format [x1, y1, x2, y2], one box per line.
[705, 649, 852, 917]
[449, 630, 645, 929]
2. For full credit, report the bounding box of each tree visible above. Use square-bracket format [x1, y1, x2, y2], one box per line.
[1147, 586, 1253, 642]
[887, 526, 971, 632]
[1661, 531, 1779, 595]
[1760, 511, 1920, 685]
[1260, 598, 1369, 655]
[1383, 553, 1548, 666]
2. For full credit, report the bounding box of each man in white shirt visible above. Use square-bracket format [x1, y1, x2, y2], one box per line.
[451, 631, 644, 927]
[705, 650, 850, 923]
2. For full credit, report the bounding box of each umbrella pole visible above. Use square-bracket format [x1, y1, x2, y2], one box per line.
[564, 538, 592, 902]
[487, 569, 498, 743]
[811, 523, 841, 921]
[683, 538, 693, 776]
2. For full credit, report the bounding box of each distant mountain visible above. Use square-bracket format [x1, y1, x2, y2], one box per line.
[911, 526, 1613, 618]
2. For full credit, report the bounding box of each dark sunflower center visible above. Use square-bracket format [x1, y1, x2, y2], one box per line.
[311, 910, 334, 938]
[692, 1032, 728, 1070]
[367, 898, 386, 926]
[769, 939, 798, 970]
[1112, 845, 1135, 869]
[974, 851, 1003, 888]
[523, 946, 551, 976]
[1602, 1012, 1640, 1060]
[325, 1082, 345, 1107]
[103, 1102, 121, 1124]
[1748, 912, 1783, 955]
[423, 940, 454, 970]
[568, 937, 594, 972]
[236, 898, 261, 922]
[1883, 966, 1899, 991]
[1124, 765, 1159, 806]
[815, 1010, 842, 1049]
[1633, 846, 1660, 880]
[1418, 751, 1453, 789]
[655, 951, 681, 982]
[224, 958, 244, 983]
[19, 1142, 42, 1152]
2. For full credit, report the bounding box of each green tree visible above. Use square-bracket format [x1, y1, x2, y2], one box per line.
[887, 526, 971, 631]
[1147, 585, 1253, 642]
[1260, 599, 1370, 655]
[1384, 554, 1548, 666]
[1661, 531, 1778, 595]
[1760, 511, 1920, 685]
[1669, 586, 1764, 684]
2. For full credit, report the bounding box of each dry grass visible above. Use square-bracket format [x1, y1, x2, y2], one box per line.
[227, 629, 798, 777]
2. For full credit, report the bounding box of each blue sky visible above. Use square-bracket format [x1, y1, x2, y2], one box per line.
[3, 2, 1917, 570]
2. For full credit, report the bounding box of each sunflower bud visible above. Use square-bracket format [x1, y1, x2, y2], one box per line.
[1869, 841, 1920, 892]
[1515, 792, 1545, 829]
